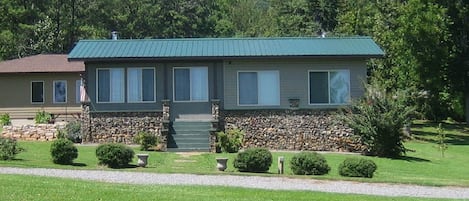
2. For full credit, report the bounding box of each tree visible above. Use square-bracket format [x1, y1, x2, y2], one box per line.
[336, 0, 454, 121]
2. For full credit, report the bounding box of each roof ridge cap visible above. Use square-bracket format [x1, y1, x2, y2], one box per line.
[77, 36, 373, 42]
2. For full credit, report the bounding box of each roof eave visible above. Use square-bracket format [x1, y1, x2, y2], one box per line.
[68, 54, 384, 62]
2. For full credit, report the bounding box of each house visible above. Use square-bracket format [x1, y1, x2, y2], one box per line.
[68, 37, 384, 152]
[0, 54, 84, 121]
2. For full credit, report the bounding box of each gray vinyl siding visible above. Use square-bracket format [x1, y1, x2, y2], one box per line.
[223, 58, 367, 110]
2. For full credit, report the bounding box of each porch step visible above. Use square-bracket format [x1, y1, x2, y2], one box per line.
[167, 121, 211, 152]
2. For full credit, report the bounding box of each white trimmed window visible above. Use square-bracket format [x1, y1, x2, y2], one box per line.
[173, 67, 208, 102]
[97, 68, 125, 103]
[31, 81, 44, 104]
[127, 68, 155, 102]
[53, 80, 67, 103]
[309, 70, 350, 104]
[238, 71, 280, 106]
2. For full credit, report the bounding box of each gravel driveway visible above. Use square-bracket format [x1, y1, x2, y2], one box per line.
[1, 167, 469, 199]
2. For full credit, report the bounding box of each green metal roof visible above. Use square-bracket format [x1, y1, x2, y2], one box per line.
[68, 37, 384, 61]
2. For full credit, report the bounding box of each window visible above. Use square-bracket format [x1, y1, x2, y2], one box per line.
[31, 81, 44, 104]
[97, 68, 124, 103]
[128, 68, 155, 102]
[75, 80, 81, 103]
[174, 67, 208, 102]
[53, 80, 67, 103]
[238, 71, 280, 106]
[309, 70, 350, 104]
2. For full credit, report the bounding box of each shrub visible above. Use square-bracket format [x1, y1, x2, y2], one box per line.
[339, 158, 377, 178]
[56, 129, 67, 139]
[0, 113, 11, 126]
[134, 131, 158, 151]
[0, 137, 24, 160]
[96, 143, 134, 168]
[233, 148, 272, 172]
[55, 122, 82, 143]
[290, 152, 330, 175]
[217, 128, 244, 153]
[65, 121, 82, 143]
[336, 80, 416, 157]
[50, 139, 78, 165]
[35, 111, 52, 124]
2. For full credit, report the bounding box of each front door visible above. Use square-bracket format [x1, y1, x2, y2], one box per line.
[171, 66, 211, 121]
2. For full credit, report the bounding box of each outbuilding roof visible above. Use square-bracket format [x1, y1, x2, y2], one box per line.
[68, 37, 384, 61]
[0, 54, 84, 73]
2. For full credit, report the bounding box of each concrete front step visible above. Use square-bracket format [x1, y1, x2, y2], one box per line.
[168, 120, 211, 152]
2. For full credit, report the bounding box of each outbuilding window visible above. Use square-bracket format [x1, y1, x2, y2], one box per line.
[53, 80, 67, 103]
[31, 81, 44, 104]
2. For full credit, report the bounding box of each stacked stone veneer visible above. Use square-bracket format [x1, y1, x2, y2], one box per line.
[82, 111, 165, 146]
[2, 124, 65, 141]
[220, 110, 364, 152]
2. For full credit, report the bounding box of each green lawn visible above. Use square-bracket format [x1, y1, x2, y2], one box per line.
[1, 121, 469, 187]
[0, 174, 454, 201]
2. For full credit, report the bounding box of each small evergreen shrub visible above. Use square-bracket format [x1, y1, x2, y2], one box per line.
[134, 131, 158, 151]
[55, 122, 82, 143]
[65, 121, 82, 143]
[96, 143, 134, 168]
[35, 111, 52, 124]
[339, 158, 377, 178]
[290, 152, 330, 175]
[233, 148, 272, 172]
[50, 139, 78, 165]
[217, 128, 244, 153]
[0, 113, 11, 126]
[0, 137, 24, 160]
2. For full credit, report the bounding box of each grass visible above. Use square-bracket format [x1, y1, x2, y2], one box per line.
[0, 174, 455, 201]
[1, 121, 469, 187]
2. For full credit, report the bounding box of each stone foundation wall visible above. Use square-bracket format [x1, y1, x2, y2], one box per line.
[1, 124, 65, 141]
[85, 112, 165, 148]
[221, 110, 364, 152]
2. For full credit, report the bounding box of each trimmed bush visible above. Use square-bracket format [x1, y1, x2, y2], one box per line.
[0, 137, 24, 160]
[96, 143, 134, 168]
[339, 158, 377, 178]
[50, 139, 78, 165]
[234, 148, 272, 172]
[290, 152, 330, 175]
[134, 131, 158, 151]
[217, 128, 244, 153]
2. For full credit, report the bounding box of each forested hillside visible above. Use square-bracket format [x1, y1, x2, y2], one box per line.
[0, 0, 468, 120]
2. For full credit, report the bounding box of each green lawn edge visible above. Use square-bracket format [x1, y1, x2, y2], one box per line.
[1, 121, 469, 187]
[0, 174, 455, 201]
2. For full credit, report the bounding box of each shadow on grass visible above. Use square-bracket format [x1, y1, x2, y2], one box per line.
[9, 158, 26, 161]
[71, 163, 87, 167]
[108, 164, 138, 169]
[411, 122, 469, 145]
[394, 155, 431, 163]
